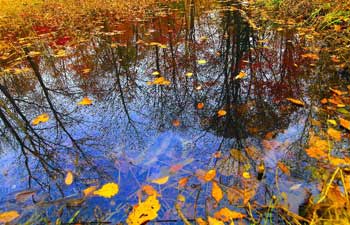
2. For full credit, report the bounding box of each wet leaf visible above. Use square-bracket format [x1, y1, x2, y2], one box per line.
[0, 211, 20, 223]
[151, 176, 169, 185]
[186, 72, 193, 77]
[327, 119, 337, 126]
[77, 97, 92, 105]
[197, 59, 207, 65]
[340, 118, 350, 130]
[141, 185, 159, 196]
[327, 128, 341, 141]
[31, 113, 49, 125]
[93, 182, 119, 198]
[126, 195, 160, 225]
[212, 181, 223, 203]
[178, 177, 189, 188]
[235, 71, 247, 80]
[15, 190, 36, 202]
[214, 207, 245, 222]
[329, 87, 343, 96]
[242, 171, 250, 179]
[217, 109, 227, 117]
[208, 216, 224, 225]
[197, 102, 204, 109]
[196, 218, 208, 225]
[286, 98, 305, 106]
[54, 49, 67, 58]
[204, 169, 216, 182]
[83, 186, 97, 196]
[65, 171, 74, 185]
[172, 119, 181, 127]
[152, 71, 160, 76]
[277, 161, 290, 176]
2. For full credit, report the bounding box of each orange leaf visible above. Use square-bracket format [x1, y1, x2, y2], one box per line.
[172, 119, 181, 127]
[31, 113, 49, 125]
[151, 176, 169, 185]
[65, 171, 74, 185]
[217, 109, 227, 117]
[77, 97, 93, 105]
[214, 207, 245, 222]
[83, 186, 97, 196]
[204, 169, 216, 182]
[327, 128, 342, 141]
[277, 162, 290, 176]
[340, 118, 350, 131]
[178, 177, 189, 188]
[286, 98, 305, 106]
[141, 185, 159, 196]
[197, 102, 204, 109]
[235, 71, 247, 80]
[0, 211, 20, 223]
[212, 182, 223, 203]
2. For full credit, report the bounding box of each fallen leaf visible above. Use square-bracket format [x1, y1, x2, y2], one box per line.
[286, 98, 305, 106]
[196, 218, 208, 225]
[217, 109, 227, 117]
[65, 171, 74, 185]
[178, 177, 189, 188]
[186, 72, 193, 77]
[31, 113, 50, 125]
[208, 216, 224, 225]
[83, 186, 97, 196]
[235, 71, 247, 79]
[141, 185, 159, 196]
[77, 97, 92, 105]
[212, 182, 223, 203]
[197, 102, 204, 109]
[126, 195, 160, 225]
[204, 169, 216, 182]
[93, 182, 119, 198]
[151, 176, 169, 185]
[15, 190, 36, 202]
[242, 172, 250, 179]
[172, 119, 181, 127]
[214, 207, 245, 222]
[327, 128, 342, 141]
[197, 59, 207, 65]
[277, 162, 290, 176]
[340, 118, 350, 130]
[0, 211, 20, 223]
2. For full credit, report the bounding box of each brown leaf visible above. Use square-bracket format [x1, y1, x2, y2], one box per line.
[286, 98, 305, 106]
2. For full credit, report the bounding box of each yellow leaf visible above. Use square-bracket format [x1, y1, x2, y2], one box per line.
[214, 207, 245, 222]
[65, 171, 74, 185]
[28, 51, 41, 57]
[151, 176, 169, 185]
[286, 98, 305, 106]
[327, 119, 337, 126]
[208, 216, 224, 225]
[235, 71, 247, 80]
[242, 171, 251, 179]
[327, 128, 342, 141]
[0, 211, 20, 223]
[217, 109, 227, 117]
[198, 59, 207, 65]
[277, 162, 290, 176]
[93, 182, 119, 198]
[212, 182, 223, 203]
[152, 71, 160, 76]
[83, 186, 97, 196]
[82, 68, 91, 74]
[340, 118, 350, 131]
[177, 194, 186, 202]
[196, 218, 208, 225]
[77, 97, 92, 106]
[31, 113, 49, 125]
[204, 169, 216, 182]
[152, 76, 171, 85]
[126, 195, 161, 225]
[186, 72, 193, 77]
[54, 49, 67, 58]
[329, 87, 343, 96]
[301, 53, 319, 60]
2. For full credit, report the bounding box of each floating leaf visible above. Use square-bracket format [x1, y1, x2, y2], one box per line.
[77, 97, 92, 105]
[178, 177, 189, 188]
[0, 211, 20, 223]
[151, 176, 169, 185]
[31, 113, 49, 125]
[212, 182, 223, 203]
[327, 119, 337, 126]
[217, 109, 227, 117]
[54, 49, 67, 58]
[290, 184, 302, 191]
[204, 169, 216, 182]
[126, 195, 160, 225]
[15, 190, 36, 202]
[93, 182, 119, 198]
[65, 171, 74, 185]
[242, 171, 251, 179]
[83, 186, 97, 196]
[186, 72, 193, 77]
[340, 118, 350, 131]
[152, 71, 160, 76]
[214, 207, 245, 222]
[172, 119, 181, 127]
[208, 216, 224, 225]
[327, 128, 341, 141]
[277, 162, 290, 176]
[197, 102, 204, 109]
[197, 59, 207, 65]
[235, 71, 247, 80]
[141, 185, 159, 196]
[286, 98, 305, 106]
[196, 218, 208, 225]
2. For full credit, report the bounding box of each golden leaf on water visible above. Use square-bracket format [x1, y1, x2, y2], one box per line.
[214, 207, 245, 222]
[208, 216, 224, 225]
[340, 118, 350, 131]
[93, 182, 119, 198]
[196, 218, 208, 225]
[286, 98, 305, 106]
[305, 134, 329, 159]
[151, 176, 169, 185]
[235, 71, 247, 80]
[31, 113, 49, 125]
[204, 169, 216, 182]
[186, 72, 193, 77]
[277, 161, 290, 176]
[65, 171, 74, 185]
[83, 186, 97, 196]
[152, 71, 160, 76]
[141, 185, 159, 196]
[217, 109, 227, 117]
[0, 211, 20, 223]
[212, 181, 223, 203]
[77, 96, 92, 105]
[242, 171, 251, 179]
[327, 128, 342, 141]
[126, 195, 161, 225]
[178, 177, 189, 188]
[197, 59, 207, 65]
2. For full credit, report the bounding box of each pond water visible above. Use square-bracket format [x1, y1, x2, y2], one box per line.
[0, 0, 348, 224]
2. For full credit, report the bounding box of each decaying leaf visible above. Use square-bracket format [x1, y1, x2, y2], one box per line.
[126, 195, 161, 225]
[0, 211, 20, 223]
[31, 113, 49, 125]
[214, 207, 245, 222]
[212, 181, 223, 203]
[93, 182, 119, 198]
